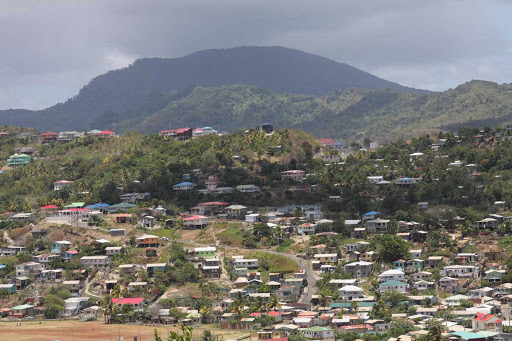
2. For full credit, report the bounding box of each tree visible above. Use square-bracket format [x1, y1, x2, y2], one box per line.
[101, 295, 117, 324]
[154, 325, 193, 341]
[373, 234, 410, 262]
[425, 319, 447, 341]
[388, 319, 416, 337]
[382, 291, 409, 309]
[288, 331, 309, 341]
[266, 294, 281, 312]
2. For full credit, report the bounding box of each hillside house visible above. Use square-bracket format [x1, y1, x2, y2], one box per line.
[159, 127, 192, 141]
[80, 255, 111, 267]
[119, 192, 150, 203]
[136, 234, 159, 248]
[236, 184, 260, 193]
[112, 297, 144, 310]
[53, 180, 74, 191]
[379, 280, 407, 293]
[413, 280, 436, 292]
[314, 253, 338, 265]
[39, 132, 58, 143]
[183, 215, 209, 229]
[297, 223, 316, 235]
[16, 262, 43, 277]
[277, 204, 323, 220]
[105, 246, 124, 256]
[472, 313, 503, 332]
[321, 138, 343, 150]
[366, 219, 390, 233]
[439, 277, 459, 292]
[194, 246, 216, 259]
[50, 240, 71, 253]
[146, 263, 167, 277]
[474, 218, 499, 230]
[281, 170, 306, 181]
[379, 269, 405, 282]
[226, 205, 248, 219]
[233, 258, 259, 270]
[338, 285, 364, 301]
[205, 175, 220, 190]
[173, 182, 195, 191]
[344, 261, 374, 278]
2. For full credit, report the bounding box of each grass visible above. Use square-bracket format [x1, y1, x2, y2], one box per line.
[217, 225, 244, 247]
[152, 228, 180, 239]
[245, 251, 299, 274]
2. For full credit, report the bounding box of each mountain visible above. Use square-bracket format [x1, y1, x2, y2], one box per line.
[0, 46, 425, 132]
[116, 80, 512, 140]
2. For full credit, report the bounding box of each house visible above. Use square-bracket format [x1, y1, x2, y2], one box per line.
[474, 218, 499, 230]
[233, 258, 259, 270]
[365, 219, 390, 233]
[112, 297, 144, 309]
[183, 215, 209, 229]
[338, 285, 364, 301]
[485, 269, 506, 283]
[57, 131, 83, 142]
[92, 130, 116, 137]
[205, 175, 220, 190]
[194, 246, 216, 259]
[445, 294, 469, 306]
[261, 122, 274, 134]
[416, 307, 439, 317]
[16, 262, 43, 277]
[226, 205, 248, 219]
[410, 249, 423, 259]
[413, 280, 435, 292]
[146, 263, 167, 277]
[439, 277, 459, 292]
[80, 255, 111, 267]
[470, 287, 494, 299]
[277, 204, 323, 220]
[321, 138, 343, 150]
[360, 251, 377, 262]
[32, 254, 60, 267]
[39, 131, 58, 143]
[344, 261, 374, 278]
[310, 244, 326, 254]
[200, 263, 221, 279]
[136, 234, 159, 248]
[0, 284, 16, 295]
[281, 170, 306, 181]
[395, 177, 415, 186]
[407, 259, 424, 271]
[119, 264, 138, 274]
[303, 326, 335, 340]
[428, 256, 444, 268]
[378, 269, 405, 282]
[50, 240, 72, 253]
[393, 259, 406, 270]
[417, 202, 429, 210]
[173, 182, 195, 191]
[455, 253, 478, 264]
[412, 271, 432, 281]
[245, 213, 260, 222]
[15, 276, 31, 290]
[9, 304, 34, 317]
[63, 297, 90, 316]
[62, 280, 84, 295]
[210, 187, 234, 194]
[128, 282, 147, 292]
[495, 283, 512, 296]
[297, 223, 316, 235]
[159, 127, 193, 141]
[62, 250, 80, 261]
[443, 265, 479, 278]
[236, 184, 260, 193]
[141, 215, 155, 228]
[379, 280, 407, 293]
[367, 176, 384, 183]
[10, 212, 35, 223]
[105, 246, 124, 256]
[119, 192, 151, 203]
[53, 180, 74, 191]
[314, 253, 337, 265]
[472, 313, 503, 332]
[41, 269, 63, 280]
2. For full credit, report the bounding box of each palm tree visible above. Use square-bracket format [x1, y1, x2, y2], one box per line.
[426, 319, 447, 341]
[100, 295, 116, 324]
[266, 294, 281, 312]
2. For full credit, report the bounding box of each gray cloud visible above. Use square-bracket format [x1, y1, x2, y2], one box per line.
[0, 0, 511, 109]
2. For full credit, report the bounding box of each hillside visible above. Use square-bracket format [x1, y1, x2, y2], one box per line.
[0, 46, 423, 132]
[118, 81, 512, 140]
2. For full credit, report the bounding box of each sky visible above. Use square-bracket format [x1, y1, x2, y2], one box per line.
[1, 0, 512, 110]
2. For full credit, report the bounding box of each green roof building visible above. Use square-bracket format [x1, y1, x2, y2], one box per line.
[7, 153, 31, 167]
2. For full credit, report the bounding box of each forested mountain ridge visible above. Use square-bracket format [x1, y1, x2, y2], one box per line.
[0, 46, 423, 133]
[116, 80, 512, 140]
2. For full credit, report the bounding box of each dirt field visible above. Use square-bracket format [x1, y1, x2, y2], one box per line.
[0, 321, 246, 341]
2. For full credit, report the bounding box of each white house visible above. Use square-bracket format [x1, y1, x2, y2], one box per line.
[378, 269, 405, 282]
[54, 180, 74, 191]
[80, 255, 111, 267]
[338, 285, 365, 301]
[236, 184, 260, 193]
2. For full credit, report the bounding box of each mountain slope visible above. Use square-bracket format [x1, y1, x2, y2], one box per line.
[0, 46, 424, 132]
[118, 80, 512, 140]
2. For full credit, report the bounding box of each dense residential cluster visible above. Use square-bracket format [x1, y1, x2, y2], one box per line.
[3, 123, 512, 341]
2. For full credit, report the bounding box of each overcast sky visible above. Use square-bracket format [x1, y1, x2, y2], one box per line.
[1, 0, 511, 110]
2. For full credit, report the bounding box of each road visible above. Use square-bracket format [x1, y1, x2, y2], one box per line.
[168, 238, 318, 305]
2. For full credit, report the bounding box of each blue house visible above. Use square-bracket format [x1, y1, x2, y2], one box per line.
[393, 259, 406, 270]
[0, 283, 16, 294]
[173, 182, 195, 191]
[362, 211, 380, 220]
